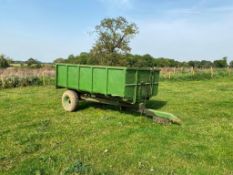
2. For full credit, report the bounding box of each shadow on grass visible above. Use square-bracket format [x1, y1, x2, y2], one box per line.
[146, 100, 167, 109]
[77, 100, 167, 119]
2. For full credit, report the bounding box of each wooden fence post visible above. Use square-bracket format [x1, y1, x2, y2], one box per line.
[0, 74, 2, 88]
[43, 72, 45, 86]
[227, 67, 231, 76]
[210, 67, 214, 78]
[191, 67, 195, 76]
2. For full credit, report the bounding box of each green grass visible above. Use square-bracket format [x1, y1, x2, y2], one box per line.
[0, 78, 233, 175]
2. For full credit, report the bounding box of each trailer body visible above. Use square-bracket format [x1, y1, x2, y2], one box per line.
[56, 64, 160, 104]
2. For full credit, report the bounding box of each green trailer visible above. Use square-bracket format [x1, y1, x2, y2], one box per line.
[56, 64, 181, 124]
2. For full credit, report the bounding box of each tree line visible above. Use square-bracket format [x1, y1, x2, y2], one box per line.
[0, 55, 43, 68]
[1, 52, 232, 69]
[54, 53, 232, 68]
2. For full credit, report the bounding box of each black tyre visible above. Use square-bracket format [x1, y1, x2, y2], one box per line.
[62, 90, 79, 112]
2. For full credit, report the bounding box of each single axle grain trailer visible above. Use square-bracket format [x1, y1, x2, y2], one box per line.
[56, 64, 181, 124]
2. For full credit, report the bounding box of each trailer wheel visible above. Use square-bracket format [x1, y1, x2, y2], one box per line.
[62, 90, 79, 112]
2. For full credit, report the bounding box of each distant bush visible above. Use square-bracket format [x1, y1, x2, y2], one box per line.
[1, 76, 20, 88]
[230, 61, 233, 68]
[0, 55, 10, 68]
[26, 58, 42, 68]
[213, 57, 228, 68]
[0, 67, 55, 89]
[0, 76, 55, 89]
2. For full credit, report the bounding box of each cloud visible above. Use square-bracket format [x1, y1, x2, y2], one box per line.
[207, 6, 233, 13]
[100, 0, 131, 5]
[131, 12, 233, 61]
[165, 6, 233, 18]
[97, 0, 134, 9]
[160, 0, 233, 19]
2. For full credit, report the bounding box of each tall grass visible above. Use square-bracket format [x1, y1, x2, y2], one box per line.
[160, 67, 232, 81]
[0, 67, 55, 89]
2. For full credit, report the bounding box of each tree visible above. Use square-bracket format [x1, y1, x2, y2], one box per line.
[79, 52, 89, 64]
[53, 58, 66, 64]
[154, 58, 173, 67]
[213, 57, 228, 68]
[200, 60, 213, 68]
[188, 61, 201, 68]
[26, 58, 41, 68]
[91, 16, 138, 65]
[64, 53, 91, 64]
[0, 54, 10, 68]
[230, 60, 233, 68]
[141, 54, 154, 67]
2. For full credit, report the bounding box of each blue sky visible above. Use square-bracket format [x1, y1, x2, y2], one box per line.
[0, 0, 233, 62]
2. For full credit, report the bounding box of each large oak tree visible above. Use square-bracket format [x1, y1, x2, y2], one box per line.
[91, 17, 138, 65]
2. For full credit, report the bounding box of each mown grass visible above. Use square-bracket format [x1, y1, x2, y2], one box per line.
[0, 77, 233, 175]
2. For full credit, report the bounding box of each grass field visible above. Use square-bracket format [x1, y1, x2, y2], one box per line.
[0, 77, 233, 175]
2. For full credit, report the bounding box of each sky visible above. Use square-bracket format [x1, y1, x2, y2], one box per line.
[0, 0, 233, 62]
